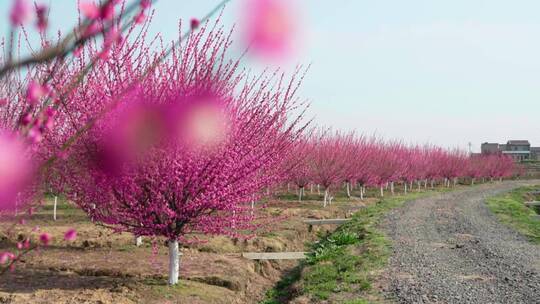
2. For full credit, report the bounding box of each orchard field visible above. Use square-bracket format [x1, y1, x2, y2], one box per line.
[0, 182, 486, 303]
[1, 1, 540, 304]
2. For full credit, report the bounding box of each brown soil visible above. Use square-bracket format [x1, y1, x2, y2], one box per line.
[0, 193, 376, 304]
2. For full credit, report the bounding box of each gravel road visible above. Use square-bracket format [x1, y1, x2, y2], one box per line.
[381, 181, 540, 304]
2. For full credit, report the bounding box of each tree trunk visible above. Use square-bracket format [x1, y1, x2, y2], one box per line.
[380, 186, 384, 197]
[323, 188, 329, 207]
[430, 180, 434, 189]
[390, 182, 395, 195]
[346, 182, 351, 198]
[168, 240, 180, 285]
[471, 178, 475, 185]
[360, 186, 364, 200]
[298, 187, 303, 202]
[310, 184, 313, 194]
[53, 196, 58, 221]
[404, 182, 407, 194]
[287, 183, 290, 193]
[135, 236, 143, 247]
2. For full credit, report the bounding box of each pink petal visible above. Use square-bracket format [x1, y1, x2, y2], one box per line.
[190, 18, 200, 30]
[79, 1, 99, 20]
[9, 0, 32, 26]
[64, 229, 77, 241]
[39, 233, 52, 246]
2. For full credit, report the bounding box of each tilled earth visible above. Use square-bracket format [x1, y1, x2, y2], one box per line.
[382, 181, 540, 304]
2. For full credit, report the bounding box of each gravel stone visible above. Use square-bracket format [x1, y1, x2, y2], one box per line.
[381, 181, 540, 304]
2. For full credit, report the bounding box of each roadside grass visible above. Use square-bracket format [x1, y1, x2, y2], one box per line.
[261, 190, 437, 304]
[486, 185, 540, 244]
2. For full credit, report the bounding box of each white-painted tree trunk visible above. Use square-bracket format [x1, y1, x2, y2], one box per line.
[323, 189, 329, 207]
[135, 236, 143, 247]
[390, 182, 395, 195]
[380, 186, 384, 197]
[360, 187, 364, 200]
[471, 178, 475, 185]
[310, 184, 313, 194]
[404, 182, 407, 194]
[317, 184, 320, 195]
[287, 183, 290, 193]
[53, 196, 58, 221]
[298, 187, 303, 202]
[168, 240, 180, 285]
[346, 182, 351, 198]
[430, 180, 434, 189]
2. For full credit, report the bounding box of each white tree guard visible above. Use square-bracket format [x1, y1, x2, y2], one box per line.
[168, 240, 180, 285]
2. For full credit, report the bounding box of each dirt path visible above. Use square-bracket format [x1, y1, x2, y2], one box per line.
[381, 181, 540, 304]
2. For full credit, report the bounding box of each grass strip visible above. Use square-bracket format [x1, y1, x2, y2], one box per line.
[486, 185, 540, 244]
[261, 191, 434, 303]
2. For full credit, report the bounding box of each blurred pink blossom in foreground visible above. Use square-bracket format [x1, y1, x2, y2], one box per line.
[39, 233, 51, 246]
[93, 92, 231, 177]
[0, 252, 15, 264]
[64, 229, 77, 241]
[0, 131, 32, 211]
[242, 0, 299, 59]
[9, 0, 32, 26]
[174, 96, 230, 151]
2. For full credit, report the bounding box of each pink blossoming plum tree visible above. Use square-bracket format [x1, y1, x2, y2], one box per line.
[53, 23, 307, 285]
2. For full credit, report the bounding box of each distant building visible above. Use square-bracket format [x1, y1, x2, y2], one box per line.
[481, 140, 540, 161]
[531, 147, 540, 160]
[480, 143, 500, 154]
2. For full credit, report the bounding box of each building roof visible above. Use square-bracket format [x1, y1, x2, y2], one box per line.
[502, 150, 530, 154]
[507, 140, 530, 145]
[531, 147, 540, 152]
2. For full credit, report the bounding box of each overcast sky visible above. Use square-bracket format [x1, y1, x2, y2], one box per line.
[2, 0, 540, 152]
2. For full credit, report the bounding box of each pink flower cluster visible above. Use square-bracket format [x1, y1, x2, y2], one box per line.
[9, 0, 48, 32]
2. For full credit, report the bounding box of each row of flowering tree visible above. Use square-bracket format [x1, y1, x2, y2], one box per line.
[283, 130, 517, 203]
